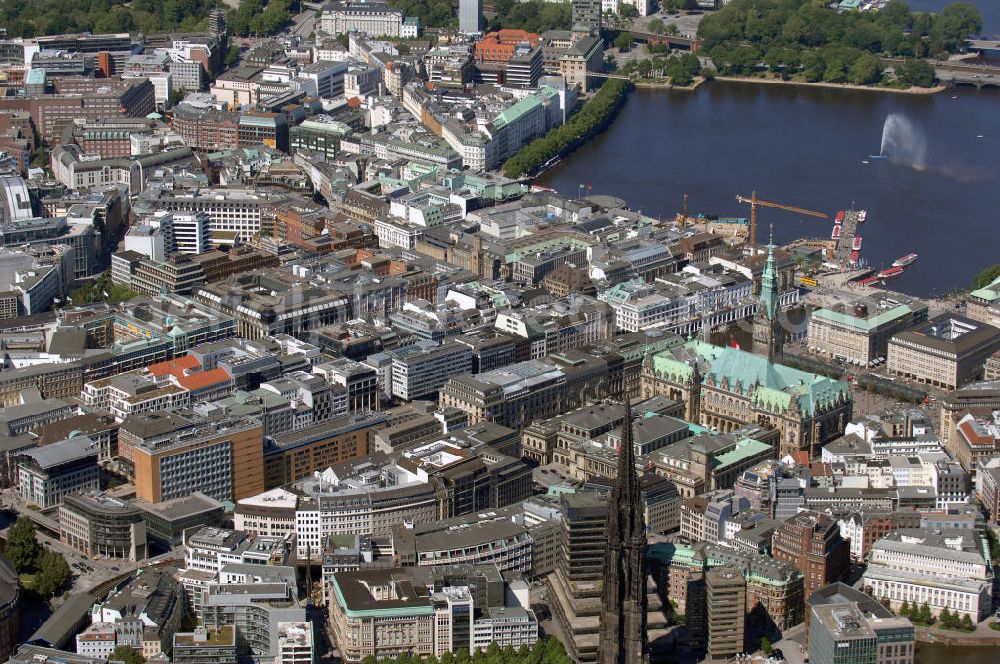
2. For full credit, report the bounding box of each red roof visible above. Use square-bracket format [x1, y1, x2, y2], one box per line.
[958, 419, 995, 447]
[148, 355, 201, 378]
[790, 450, 810, 466]
[174, 367, 232, 391]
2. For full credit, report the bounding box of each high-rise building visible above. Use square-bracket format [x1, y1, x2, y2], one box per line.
[597, 398, 648, 664]
[121, 412, 265, 503]
[705, 566, 746, 659]
[571, 0, 602, 32]
[810, 604, 877, 664]
[171, 211, 211, 255]
[208, 7, 227, 36]
[771, 511, 850, 598]
[459, 0, 482, 34]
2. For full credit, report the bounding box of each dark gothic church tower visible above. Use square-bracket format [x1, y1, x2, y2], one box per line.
[596, 398, 648, 664]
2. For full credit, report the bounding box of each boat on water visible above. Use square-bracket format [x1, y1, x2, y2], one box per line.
[832, 225, 842, 240]
[858, 210, 867, 222]
[849, 250, 860, 264]
[835, 210, 845, 224]
[868, 155, 888, 160]
[892, 253, 919, 268]
[859, 276, 881, 286]
[853, 236, 863, 251]
[878, 266, 904, 278]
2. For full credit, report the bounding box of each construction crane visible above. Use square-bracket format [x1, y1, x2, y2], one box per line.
[677, 193, 690, 227]
[735, 191, 828, 247]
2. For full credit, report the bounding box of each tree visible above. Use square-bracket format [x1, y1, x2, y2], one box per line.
[973, 264, 1000, 289]
[960, 613, 975, 631]
[110, 646, 145, 664]
[900, 599, 911, 617]
[918, 603, 933, 625]
[895, 58, 935, 87]
[169, 87, 189, 106]
[849, 52, 882, 85]
[665, 23, 679, 36]
[620, 3, 638, 18]
[31, 549, 70, 599]
[760, 636, 774, 655]
[5, 517, 41, 573]
[614, 32, 635, 51]
[224, 45, 240, 67]
[648, 18, 665, 34]
[940, 607, 954, 627]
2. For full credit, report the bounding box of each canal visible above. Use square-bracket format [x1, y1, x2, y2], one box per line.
[916, 641, 999, 664]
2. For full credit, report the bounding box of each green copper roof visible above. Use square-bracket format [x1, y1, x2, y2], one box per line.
[759, 242, 779, 321]
[647, 542, 701, 567]
[331, 577, 434, 618]
[492, 95, 542, 130]
[650, 340, 849, 417]
[970, 275, 1000, 303]
[714, 438, 773, 469]
[812, 303, 916, 331]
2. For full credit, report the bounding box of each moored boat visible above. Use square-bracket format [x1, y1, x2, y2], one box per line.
[892, 253, 918, 268]
[853, 236, 863, 251]
[878, 266, 904, 278]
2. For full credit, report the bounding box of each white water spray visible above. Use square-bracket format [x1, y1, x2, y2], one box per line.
[880, 113, 928, 171]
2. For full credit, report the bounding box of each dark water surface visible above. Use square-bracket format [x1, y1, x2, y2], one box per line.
[915, 641, 1000, 664]
[539, 82, 1000, 297]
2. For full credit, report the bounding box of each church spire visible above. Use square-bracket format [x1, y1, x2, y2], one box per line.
[760, 225, 779, 321]
[753, 224, 784, 363]
[597, 397, 648, 664]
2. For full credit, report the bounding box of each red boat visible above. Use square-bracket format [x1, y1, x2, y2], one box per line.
[832, 225, 842, 239]
[878, 266, 904, 278]
[849, 250, 860, 264]
[858, 276, 880, 286]
[853, 236, 863, 251]
[835, 210, 845, 223]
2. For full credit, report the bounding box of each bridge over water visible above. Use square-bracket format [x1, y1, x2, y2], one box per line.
[883, 57, 1000, 88]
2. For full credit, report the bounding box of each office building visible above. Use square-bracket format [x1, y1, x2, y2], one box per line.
[771, 511, 850, 598]
[173, 626, 237, 664]
[59, 490, 147, 560]
[460, 0, 482, 33]
[120, 411, 265, 503]
[706, 566, 746, 659]
[809, 604, 878, 664]
[862, 529, 992, 620]
[328, 565, 537, 663]
[808, 295, 928, 366]
[887, 314, 1000, 389]
[440, 353, 612, 430]
[571, 0, 602, 31]
[276, 622, 314, 664]
[263, 413, 384, 489]
[321, 0, 405, 37]
[133, 491, 226, 551]
[390, 340, 473, 400]
[16, 436, 100, 508]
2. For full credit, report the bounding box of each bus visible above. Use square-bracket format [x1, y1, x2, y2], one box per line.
[800, 276, 818, 287]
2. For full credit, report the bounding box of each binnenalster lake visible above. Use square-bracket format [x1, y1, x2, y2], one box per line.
[539, 79, 1000, 298]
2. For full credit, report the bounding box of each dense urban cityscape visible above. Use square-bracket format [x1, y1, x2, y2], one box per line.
[0, 0, 996, 663]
